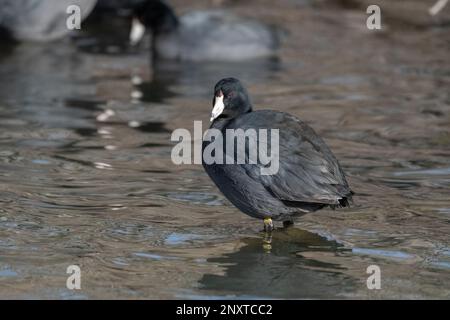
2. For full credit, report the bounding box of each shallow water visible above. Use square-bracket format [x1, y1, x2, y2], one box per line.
[0, 1, 449, 299]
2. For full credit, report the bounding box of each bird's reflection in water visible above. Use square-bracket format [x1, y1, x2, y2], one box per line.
[199, 228, 357, 299]
[137, 57, 282, 103]
[71, 10, 282, 103]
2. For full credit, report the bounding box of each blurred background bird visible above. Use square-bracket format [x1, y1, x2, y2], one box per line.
[0, 0, 97, 41]
[128, 0, 280, 61]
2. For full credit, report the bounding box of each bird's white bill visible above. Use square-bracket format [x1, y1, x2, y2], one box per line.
[210, 95, 225, 122]
[129, 17, 146, 45]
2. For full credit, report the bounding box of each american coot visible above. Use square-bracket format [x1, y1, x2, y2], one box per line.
[129, 0, 279, 61]
[0, 0, 97, 41]
[202, 78, 353, 232]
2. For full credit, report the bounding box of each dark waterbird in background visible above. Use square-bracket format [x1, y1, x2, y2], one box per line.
[202, 78, 353, 232]
[0, 0, 97, 42]
[128, 0, 280, 61]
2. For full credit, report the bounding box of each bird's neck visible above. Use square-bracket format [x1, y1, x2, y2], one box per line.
[210, 118, 230, 131]
[210, 109, 252, 130]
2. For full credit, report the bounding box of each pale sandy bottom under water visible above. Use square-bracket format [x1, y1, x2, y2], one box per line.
[0, 1, 449, 299]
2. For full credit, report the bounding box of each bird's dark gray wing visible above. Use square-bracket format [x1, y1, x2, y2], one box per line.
[227, 110, 352, 205]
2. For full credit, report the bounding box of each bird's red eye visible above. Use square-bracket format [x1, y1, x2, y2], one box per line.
[227, 91, 236, 98]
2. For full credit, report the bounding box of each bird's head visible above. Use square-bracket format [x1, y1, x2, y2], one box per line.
[210, 78, 253, 122]
[129, 0, 179, 46]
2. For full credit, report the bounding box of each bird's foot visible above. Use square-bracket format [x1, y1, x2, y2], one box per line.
[263, 217, 274, 233]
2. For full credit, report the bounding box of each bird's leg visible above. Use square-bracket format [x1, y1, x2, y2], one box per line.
[263, 217, 274, 233]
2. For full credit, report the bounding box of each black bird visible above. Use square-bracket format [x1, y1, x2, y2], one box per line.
[129, 0, 279, 61]
[202, 78, 353, 232]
